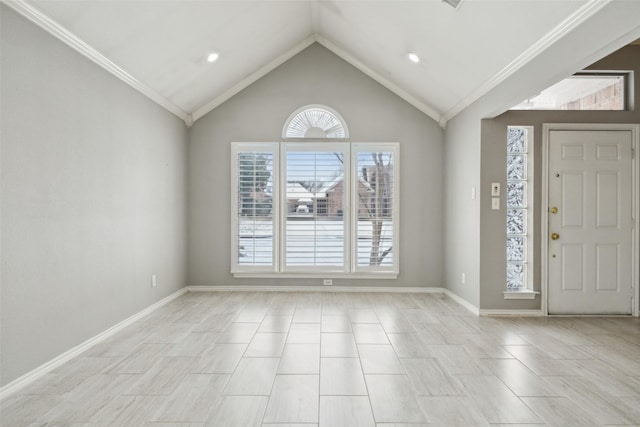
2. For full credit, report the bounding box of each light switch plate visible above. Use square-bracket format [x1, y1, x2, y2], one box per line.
[492, 197, 500, 210]
[491, 182, 500, 197]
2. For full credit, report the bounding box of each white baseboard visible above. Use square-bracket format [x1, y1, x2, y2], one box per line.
[442, 289, 480, 315]
[479, 309, 546, 317]
[0, 287, 187, 401]
[187, 285, 488, 316]
[441, 289, 547, 317]
[187, 285, 446, 294]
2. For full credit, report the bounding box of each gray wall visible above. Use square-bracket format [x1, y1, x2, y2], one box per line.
[443, 112, 481, 307]
[188, 44, 444, 288]
[1, 6, 189, 386]
[480, 45, 640, 310]
[444, 2, 640, 311]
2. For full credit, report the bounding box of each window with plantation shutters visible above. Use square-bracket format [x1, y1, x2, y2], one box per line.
[231, 142, 399, 278]
[353, 144, 398, 272]
[231, 143, 278, 273]
[283, 144, 349, 271]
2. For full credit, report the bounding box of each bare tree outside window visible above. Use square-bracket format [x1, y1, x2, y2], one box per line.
[366, 152, 393, 265]
[336, 151, 394, 266]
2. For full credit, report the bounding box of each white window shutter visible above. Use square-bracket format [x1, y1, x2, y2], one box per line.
[281, 144, 350, 272]
[231, 143, 279, 273]
[352, 143, 399, 274]
[231, 141, 399, 277]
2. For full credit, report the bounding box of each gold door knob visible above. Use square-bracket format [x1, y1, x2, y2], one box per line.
[551, 233, 560, 240]
[550, 207, 558, 214]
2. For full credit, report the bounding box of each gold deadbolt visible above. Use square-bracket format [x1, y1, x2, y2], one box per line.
[550, 207, 558, 214]
[551, 233, 560, 240]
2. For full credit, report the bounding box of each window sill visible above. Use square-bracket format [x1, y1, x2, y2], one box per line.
[503, 290, 540, 300]
[233, 272, 398, 280]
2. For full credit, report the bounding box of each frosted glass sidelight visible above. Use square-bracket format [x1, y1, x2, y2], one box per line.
[507, 128, 526, 153]
[507, 236, 525, 261]
[506, 209, 526, 235]
[507, 182, 526, 208]
[507, 155, 526, 180]
[506, 126, 531, 292]
[506, 263, 525, 290]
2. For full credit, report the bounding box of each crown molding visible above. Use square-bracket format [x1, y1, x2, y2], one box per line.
[2, 0, 191, 125]
[6, 0, 610, 129]
[4, 0, 439, 129]
[315, 34, 443, 126]
[191, 35, 317, 123]
[440, 0, 612, 124]
[193, 33, 444, 126]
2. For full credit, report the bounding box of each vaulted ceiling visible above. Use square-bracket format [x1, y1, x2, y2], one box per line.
[6, 0, 640, 127]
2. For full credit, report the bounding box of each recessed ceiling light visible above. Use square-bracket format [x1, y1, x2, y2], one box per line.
[407, 52, 420, 64]
[207, 52, 219, 63]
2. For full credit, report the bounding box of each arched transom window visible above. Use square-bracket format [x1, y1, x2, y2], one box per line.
[282, 105, 349, 139]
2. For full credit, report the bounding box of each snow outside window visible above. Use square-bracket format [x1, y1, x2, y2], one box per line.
[231, 142, 399, 278]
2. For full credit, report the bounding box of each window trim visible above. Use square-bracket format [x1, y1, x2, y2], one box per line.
[230, 142, 280, 275]
[351, 143, 400, 275]
[230, 141, 399, 279]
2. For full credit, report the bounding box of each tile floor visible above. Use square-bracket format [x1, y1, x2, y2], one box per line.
[1, 291, 640, 426]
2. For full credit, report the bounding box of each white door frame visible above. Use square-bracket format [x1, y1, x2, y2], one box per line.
[541, 123, 640, 317]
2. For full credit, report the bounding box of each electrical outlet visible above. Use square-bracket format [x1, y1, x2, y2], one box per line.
[461, 272, 466, 285]
[151, 274, 157, 288]
[323, 279, 333, 286]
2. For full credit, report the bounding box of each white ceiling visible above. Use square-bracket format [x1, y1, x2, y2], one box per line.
[6, 0, 639, 126]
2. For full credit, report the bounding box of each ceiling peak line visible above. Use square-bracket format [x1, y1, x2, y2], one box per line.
[314, 35, 443, 127]
[310, 1, 321, 35]
[2, 0, 190, 124]
[440, 0, 612, 123]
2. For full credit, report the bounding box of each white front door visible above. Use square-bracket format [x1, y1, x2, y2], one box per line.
[548, 129, 633, 314]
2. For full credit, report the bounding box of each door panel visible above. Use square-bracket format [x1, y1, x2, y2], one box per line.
[561, 173, 583, 227]
[596, 172, 619, 227]
[596, 244, 618, 291]
[561, 244, 583, 291]
[548, 130, 632, 314]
